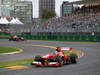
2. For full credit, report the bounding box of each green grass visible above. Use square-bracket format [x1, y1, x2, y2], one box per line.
[0, 46, 19, 53]
[0, 50, 81, 67]
[0, 58, 33, 67]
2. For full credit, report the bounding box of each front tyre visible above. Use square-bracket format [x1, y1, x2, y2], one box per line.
[70, 54, 78, 64]
[34, 55, 42, 61]
[55, 56, 63, 66]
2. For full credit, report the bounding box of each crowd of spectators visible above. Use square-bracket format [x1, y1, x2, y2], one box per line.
[32, 5, 100, 33]
[32, 13, 100, 33]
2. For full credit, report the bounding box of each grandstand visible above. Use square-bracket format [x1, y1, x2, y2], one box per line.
[29, 0, 100, 35]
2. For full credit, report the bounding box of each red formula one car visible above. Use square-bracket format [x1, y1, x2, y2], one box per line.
[31, 47, 78, 67]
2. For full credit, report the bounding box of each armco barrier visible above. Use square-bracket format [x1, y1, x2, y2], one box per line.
[0, 32, 10, 39]
[19, 34, 100, 42]
[0, 32, 11, 36]
[0, 32, 100, 42]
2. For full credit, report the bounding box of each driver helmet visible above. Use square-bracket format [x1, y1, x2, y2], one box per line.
[56, 47, 62, 52]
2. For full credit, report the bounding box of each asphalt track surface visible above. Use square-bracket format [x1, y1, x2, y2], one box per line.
[0, 39, 100, 75]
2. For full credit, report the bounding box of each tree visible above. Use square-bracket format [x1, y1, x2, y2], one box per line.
[42, 8, 56, 19]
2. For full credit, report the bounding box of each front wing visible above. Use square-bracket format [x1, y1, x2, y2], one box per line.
[31, 61, 61, 67]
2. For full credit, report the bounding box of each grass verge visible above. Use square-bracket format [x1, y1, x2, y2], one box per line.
[0, 58, 33, 67]
[0, 46, 19, 54]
